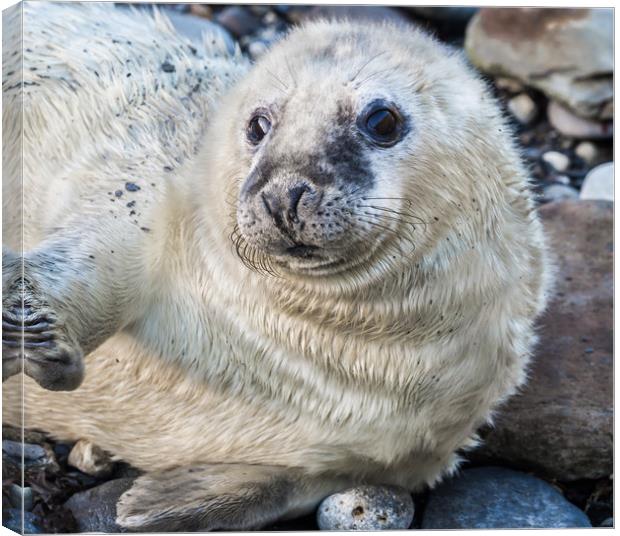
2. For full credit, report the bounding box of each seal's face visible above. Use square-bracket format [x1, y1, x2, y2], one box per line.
[236, 91, 413, 274]
[217, 21, 488, 277]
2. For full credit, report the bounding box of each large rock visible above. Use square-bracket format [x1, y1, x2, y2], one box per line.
[422, 467, 591, 528]
[64, 478, 134, 533]
[472, 200, 612, 480]
[465, 8, 613, 120]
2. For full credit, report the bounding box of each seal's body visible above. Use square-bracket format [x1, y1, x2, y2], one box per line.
[3, 3, 551, 531]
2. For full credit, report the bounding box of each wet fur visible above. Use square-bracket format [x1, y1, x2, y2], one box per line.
[3, 4, 551, 530]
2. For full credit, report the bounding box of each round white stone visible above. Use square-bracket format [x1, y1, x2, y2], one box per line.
[317, 485, 414, 531]
[542, 151, 570, 172]
[508, 94, 537, 125]
[575, 141, 598, 164]
[580, 162, 614, 202]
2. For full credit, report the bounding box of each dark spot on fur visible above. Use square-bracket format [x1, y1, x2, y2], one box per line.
[114, 190, 123, 198]
[163, 166, 173, 172]
[140, 227, 151, 233]
[161, 61, 176, 73]
[125, 182, 140, 192]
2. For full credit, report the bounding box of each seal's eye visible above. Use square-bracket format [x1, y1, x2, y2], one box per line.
[358, 100, 406, 147]
[247, 115, 271, 144]
[367, 109, 397, 137]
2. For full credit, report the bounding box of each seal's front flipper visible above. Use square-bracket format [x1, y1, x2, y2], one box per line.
[2, 249, 84, 390]
[116, 463, 349, 531]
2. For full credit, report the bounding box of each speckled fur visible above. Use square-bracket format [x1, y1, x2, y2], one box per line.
[3, 4, 552, 530]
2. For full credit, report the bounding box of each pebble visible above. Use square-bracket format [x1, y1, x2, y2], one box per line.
[422, 467, 592, 528]
[3, 439, 47, 460]
[317, 485, 414, 531]
[580, 162, 613, 202]
[542, 151, 570, 172]
[507, 94, 537, 125]
[495, 77, 524, 93]
[216, 6, 261, 38]
[548, 101, 613, 139]
[3, 509, 42, 533]
[574, 141, 599, 165]
[189, 4, 212, 19]
[248, 40, 269, 60]
[542, 184, 579, 203]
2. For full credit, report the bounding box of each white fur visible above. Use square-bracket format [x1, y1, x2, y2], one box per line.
[3, 4, 551, 518]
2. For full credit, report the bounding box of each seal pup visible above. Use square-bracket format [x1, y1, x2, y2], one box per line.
[3, 4, 551, 531]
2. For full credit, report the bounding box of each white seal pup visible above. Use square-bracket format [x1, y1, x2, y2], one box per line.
[3, 3, 551, 531]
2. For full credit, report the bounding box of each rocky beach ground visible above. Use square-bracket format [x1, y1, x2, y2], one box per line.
[2, 5, 613, 532]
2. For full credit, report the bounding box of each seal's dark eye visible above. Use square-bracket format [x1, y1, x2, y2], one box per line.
[247, 115, 271, 144]
[367, 109, 397, 137]
[358, 101, 406, 147]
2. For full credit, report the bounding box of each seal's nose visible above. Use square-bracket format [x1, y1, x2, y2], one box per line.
[261, 183, 312, 227]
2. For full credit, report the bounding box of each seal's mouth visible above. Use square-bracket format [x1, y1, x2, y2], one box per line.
[285, 244, 319, 258]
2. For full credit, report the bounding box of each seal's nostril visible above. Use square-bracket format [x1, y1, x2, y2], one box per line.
[287, 184, 311, 224]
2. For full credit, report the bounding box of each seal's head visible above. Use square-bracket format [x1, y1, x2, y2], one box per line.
[203, 20, 514, 280]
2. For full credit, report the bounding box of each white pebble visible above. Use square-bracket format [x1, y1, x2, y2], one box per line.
[317, 485, 414, 531]
[580, 162, 614, 202]
[575, 142, 598, 165]
[508, 94, 537, 125]
[495, 77, 524, 93]
[542, 151, 570, 172]
[248, 40, 269, 59]
[548, 101, 612, 139]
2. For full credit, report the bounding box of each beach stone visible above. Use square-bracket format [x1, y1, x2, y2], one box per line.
[472, 200, 612, 480]
[215, 6, 261, 38]
[422, 467, 592, 528]
[495, 77, 524, 93]
[2, 439, 59, 481]
[302, 5, 410, 26]
[317, 485, 414, 530]
[164, 10, 235, 54]
[188, 4, 212, 19]
[542, 151, 570, 172]
[465, 8, 612, 119]
[574, 141, 599, 165]
[542, 184, 579, 203]
[580, 162, 613, 202]
[3, 509, 42, 533]
[548, 100, 612, 139]
[508, 94, 537, 124]
[408, 7, 477, 24]
[64, 478, 134, 533]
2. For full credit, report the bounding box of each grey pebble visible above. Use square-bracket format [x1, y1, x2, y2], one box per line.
[3, 439, 47, 461]
[542, 184, 579, 203]
[421, 467, 592, 528]
[317, 485, 414, 531]
[4, 509, 42, 533]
